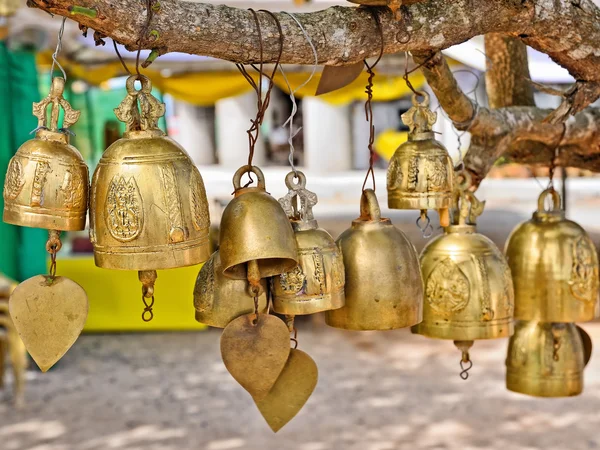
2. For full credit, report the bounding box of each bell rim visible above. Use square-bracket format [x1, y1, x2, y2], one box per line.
[272, 291, 345, 316]
[388, 195, 452, 210]
[221, 256, 299, 280]
[411, 317, 514, 340]
[3, 206, 87, 231]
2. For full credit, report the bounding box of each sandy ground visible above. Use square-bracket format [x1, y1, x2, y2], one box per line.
[2, 206, 600, 450]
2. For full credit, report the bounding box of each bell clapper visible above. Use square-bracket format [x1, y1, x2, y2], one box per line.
[454, 340, 474, 380]
[416, 210, 433, 238]
[44, 230, 62, 283]
[246, 260, 265, 325]
[284, 315, 299, 349]
[138, 270, 157, 322]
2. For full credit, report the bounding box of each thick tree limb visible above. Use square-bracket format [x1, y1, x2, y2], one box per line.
[28, 0, 600, 82]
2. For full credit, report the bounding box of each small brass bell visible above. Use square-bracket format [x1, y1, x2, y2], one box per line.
[325, 189, 423, 330]
[90, 75, 210, 319]
[505, 188, 599, 323]
[387, 92, 454, 227]
[272, 171, 345, 316]
[193, 251, 268, 328]
[4, 77, 88, 231]
[414, 172, 513, 373]
[219, 165, 297, 280]
[506, 321, 591, 397]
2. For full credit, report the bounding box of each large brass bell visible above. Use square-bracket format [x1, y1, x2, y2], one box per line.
[505, 188, 599, 322]
[219, 165, 297, 280]
[272, 171, 345, 315]
[90, 75, 210, 319]
[414, 173, 514, 372]
[193, 251, 268, 328]
[387, 92, 454, 227]
[325, 189, 423, 330]
[4, 77, 88, 231]
[506, 321, 591, 397]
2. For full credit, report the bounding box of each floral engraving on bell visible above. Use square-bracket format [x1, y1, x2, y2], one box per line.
[59, 169, 85, 210]
[502, 263, 514, 315]
[426, 257, 470, 315]
[30, 161, 52, 207]
[3, 158, 25, 201]
[190, 168, 209, 232]
[106, 175, 143, 242]
[407, 158, 419, 190]
[331, 251, 345, 289]
[569, 236, 599, 303]
[312, 253, 325, 294]
[427, 158, 449, 192]
[194, 256, 215, 312]
[474, 256, 494, 321]
[160, 164, 185, 243]
[386, 158, 402, 190]
[280, 265, 306, 293]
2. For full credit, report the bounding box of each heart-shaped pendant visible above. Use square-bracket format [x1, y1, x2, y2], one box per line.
[9, 275, 88, 372]
[220, 313, 290, 400]
[254, 348, 318, 432]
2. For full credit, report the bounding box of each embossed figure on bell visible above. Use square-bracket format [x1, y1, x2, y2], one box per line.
[194, 251, 268, 328]
[3, 77, 88, 231]
[387, 92, 453, 227]
[505, 188, 599, 323]
[272, 171, 345, 315]
[506, 321, 590, 397]
[325, 189, 423, 330]
[90, 75, 210, 271]
[414, 172, 514, 344]
[219, 165, 297, 280]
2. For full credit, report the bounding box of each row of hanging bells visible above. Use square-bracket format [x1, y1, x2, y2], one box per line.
[4, 74, 212, 371]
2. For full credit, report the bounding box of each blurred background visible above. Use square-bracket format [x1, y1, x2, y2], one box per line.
[2, 1, 600, 449]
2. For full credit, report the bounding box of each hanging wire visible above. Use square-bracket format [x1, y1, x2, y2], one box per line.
[113, 40, 132, 75]
[548, 122, 567, 189]
[235, 9, 284, 186]
[50, 17, 68, 80]
[136, 0, 155, 76]
[278, 11, 318, 177]
[361, 10, 384, 192]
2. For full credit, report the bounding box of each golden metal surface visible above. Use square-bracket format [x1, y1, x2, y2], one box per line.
[9, 275, 88, 373]
[505, 188, 599, 322]
[220, 313, 290, 400]
[0, 279, 26, 406]
[219, 165, 298, 280]
[506, 320, 586, 397]
[3, 77, 88, 231]
[325, 189, 423, 330]
[387, 92, 453, 226]
[272, 172, 345, 315]
[194, 251, 268, 328]
[254, 348, 318, 433]
[415, 179, 514, 341]
[90, 75, 210, 270]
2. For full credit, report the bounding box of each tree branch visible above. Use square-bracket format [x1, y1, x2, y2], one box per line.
[27, 0, 600, 82]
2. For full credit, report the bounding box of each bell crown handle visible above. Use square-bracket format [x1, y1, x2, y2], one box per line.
[360, 189, 381, 221]
[453, 171, 485, 226]
[114, 75, 165, 133]
[232, 165, 266, 192]
[32, 77, 81, 132]
[401, 91, 437, 135]
[537, 188, 561, 213]
[279, 171, 318, 221]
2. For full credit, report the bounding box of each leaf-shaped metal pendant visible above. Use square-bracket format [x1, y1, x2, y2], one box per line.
[9, 275, 88, 372]
[254, 348, 318, 432]
[315, 62, 364, 96]
[220, 313, 290, 400]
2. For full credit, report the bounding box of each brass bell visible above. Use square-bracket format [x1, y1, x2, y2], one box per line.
[219, 165, 297, 280]
[505, 188, 599, 322]
[193, 251, 268, 328]
[414, 173, 514, 346]
[90, 75, 210, 319]
[325, 189, 423, 330]
[4, 77, 88, 231]
[272, 171, 345, 315]
[506, 320, 591, 397]
[387, 92, 453, 227]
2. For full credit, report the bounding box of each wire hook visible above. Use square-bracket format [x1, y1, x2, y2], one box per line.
[50, 17, 68, 81]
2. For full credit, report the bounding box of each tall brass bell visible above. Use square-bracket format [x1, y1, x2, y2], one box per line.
[387, 92, 454, 227]
[193, 251, 268, 328]
[272, 171, 345, 315]
[90, 75, 210, 319]
[414, 173, 513, 371]
[4, 77, 88, 231]
[325, 189, 423, 330]
[505, 188, 599, 322]
[219, 165, 297, 280]
[506, 321, 591, 397]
